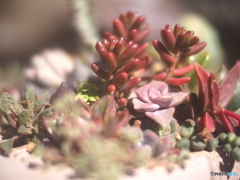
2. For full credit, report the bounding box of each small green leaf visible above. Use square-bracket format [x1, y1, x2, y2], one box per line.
[0, 136, 17, 155]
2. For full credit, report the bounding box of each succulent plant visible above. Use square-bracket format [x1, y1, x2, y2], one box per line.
[132, 80, 188, 128]
[0, 89, 53, 155]
[91, 11, 151, 107]
[152, 24, 207, 86]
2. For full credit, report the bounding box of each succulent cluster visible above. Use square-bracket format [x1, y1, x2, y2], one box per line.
[91, 11, 150, 107]
[1, 10, 240, 180]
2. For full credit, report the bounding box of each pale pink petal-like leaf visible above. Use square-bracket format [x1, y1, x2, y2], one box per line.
[145, 108, 175, 128]
[168, 92, 188, 107]
[132, 98, 159, 113]
[151, 95, 173, 108]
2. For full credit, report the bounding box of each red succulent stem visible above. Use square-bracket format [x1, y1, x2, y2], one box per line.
[164, 52, 181, 82]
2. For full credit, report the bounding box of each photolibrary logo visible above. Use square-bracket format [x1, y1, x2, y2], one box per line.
[210, 171, 238, 176]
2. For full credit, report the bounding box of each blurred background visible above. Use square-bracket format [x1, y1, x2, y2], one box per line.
[0, 0, 240, 97]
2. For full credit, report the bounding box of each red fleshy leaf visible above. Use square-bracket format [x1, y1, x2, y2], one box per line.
[209, 73, 219, 110]
[186, 36, 199, 47]
[117, 98, 128, 108]
[203, 112, 215, 132]
[113, 20, 127, 39]
[95, 42, 108, 58]
[194, 63, 210, 111]
[167, 77, 191, 86]
[120, 77, 141, 91]
[173, 24, 186, 38]
[133, 57, 149, 73]
[129, 28, 150, 42]
[113, 37, 124, 57]
[176, 32, 186, 47]
[161, 28, 178, 53]
[181, 42, 207, 56]
[152, 72, 167, 81]
[91, 63, 112, 80]
[104, 52, 117, 72]
[117, 42, 138, 63]
[131, 15, 146, 30]
[107, 84, 116, 94]
[133, 42, 149, 58]
[117, 58, 140, 74]
[113, 72, 128, 88]
[218, 61, 240, 108]
[152, 40, 175, 66]
[173, 64, 194, 76]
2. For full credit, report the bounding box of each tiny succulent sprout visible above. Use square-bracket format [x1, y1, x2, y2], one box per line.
[132, 81, 188, 128]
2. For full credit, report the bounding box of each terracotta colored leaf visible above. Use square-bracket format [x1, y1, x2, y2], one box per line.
[91, 63, 112, 80]
[194, 63, 210, 111]
[173, 64, 194, 76]
[107, 84, 116, 94]
[167, 77, 191, 86]
[203, 112, 215, 132]
[117, 98, 128, 108]
[219, 61, 240, 108]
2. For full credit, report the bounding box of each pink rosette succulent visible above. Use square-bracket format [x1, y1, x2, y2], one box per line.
[132, 81, 188, 128]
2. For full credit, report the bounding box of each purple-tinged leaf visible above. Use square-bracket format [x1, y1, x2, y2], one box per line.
[91, 63, 112, 80]
[131, 15, 146, 30]
[113, 19, 127, 39]
[194, 63, 210, 111]
[50, 82, 75, 105]
[91, 94, 116, 124]
[150, 95, 173, 108]
[135, 81, 168, 103]
[145, 108, 175, 128]
[173, 64, 194, 76]
[167, 77, 191, 86]
[132, 98, 159, 112]
[218, 61, 240, 108]
[168, 92, 188, 107]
